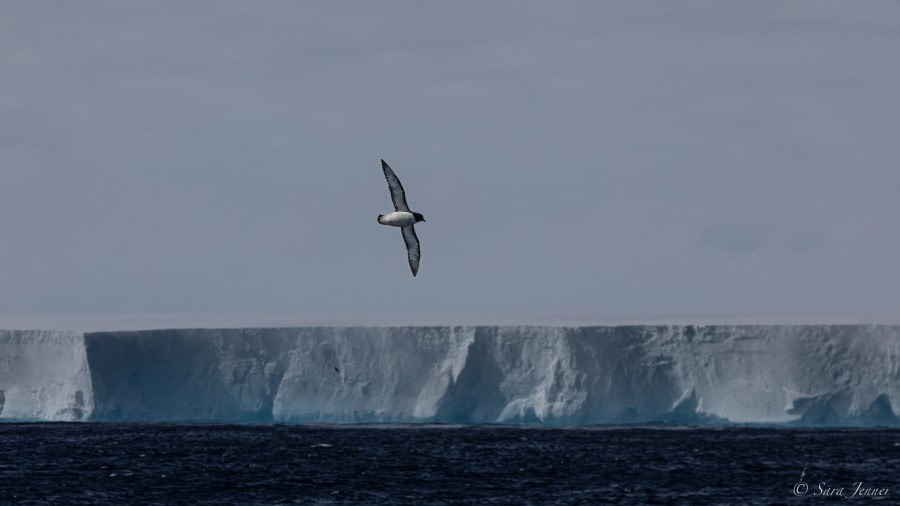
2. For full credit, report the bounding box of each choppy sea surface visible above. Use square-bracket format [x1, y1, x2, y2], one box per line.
[1, 424, 897, 505]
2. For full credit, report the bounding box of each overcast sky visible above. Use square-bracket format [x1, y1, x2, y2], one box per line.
[1, 1, 898, 322]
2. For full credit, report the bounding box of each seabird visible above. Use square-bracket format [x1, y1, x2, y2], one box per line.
[377, 159, 425, 276]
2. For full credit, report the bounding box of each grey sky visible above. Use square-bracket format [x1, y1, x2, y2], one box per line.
[1, 1, 898, 320]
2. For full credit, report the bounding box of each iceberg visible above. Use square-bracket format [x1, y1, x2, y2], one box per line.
[1, 325, 898, 426]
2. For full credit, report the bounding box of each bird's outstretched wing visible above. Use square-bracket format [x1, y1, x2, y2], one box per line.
[381, 159, 410, 212]
[401, 225, 420, 276]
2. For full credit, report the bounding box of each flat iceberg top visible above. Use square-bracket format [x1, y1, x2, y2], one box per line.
[1, 313, 899, 331]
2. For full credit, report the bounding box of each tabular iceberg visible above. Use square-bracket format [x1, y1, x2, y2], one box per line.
[1, 325, 898, 425]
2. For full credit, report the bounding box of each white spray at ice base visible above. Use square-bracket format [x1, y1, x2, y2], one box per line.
[1, 326, 898, 425]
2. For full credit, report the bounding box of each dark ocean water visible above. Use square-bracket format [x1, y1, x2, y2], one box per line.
[1, 424, 897, 505]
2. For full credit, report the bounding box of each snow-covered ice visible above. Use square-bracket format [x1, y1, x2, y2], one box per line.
[0, 330, 92, 421]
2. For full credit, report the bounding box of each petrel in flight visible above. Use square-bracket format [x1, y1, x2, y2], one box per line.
[377, 159, 425, 276]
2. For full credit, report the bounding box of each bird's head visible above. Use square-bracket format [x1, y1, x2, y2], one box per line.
[413, 212, 426, 223]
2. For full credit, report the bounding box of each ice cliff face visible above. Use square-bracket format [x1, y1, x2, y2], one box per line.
[0, 330, 92, 421]
[1, 326, 898, 425]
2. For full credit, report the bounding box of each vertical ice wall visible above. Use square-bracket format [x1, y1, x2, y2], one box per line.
[0, 330, 92, 421]
[85, 328, 295, 422]
[1, 325, 898, 424]
[273, 326, 474, 422]
[553, 325, 900, 425]
[84, 326, 476, 422]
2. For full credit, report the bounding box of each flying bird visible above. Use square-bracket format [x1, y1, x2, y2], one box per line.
[377, 159, 425, 276]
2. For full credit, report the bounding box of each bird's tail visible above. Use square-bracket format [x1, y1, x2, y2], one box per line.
[377, 214, 385, 224]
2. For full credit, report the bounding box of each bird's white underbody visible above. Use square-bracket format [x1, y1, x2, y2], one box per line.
[377, 211, 417, 227]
